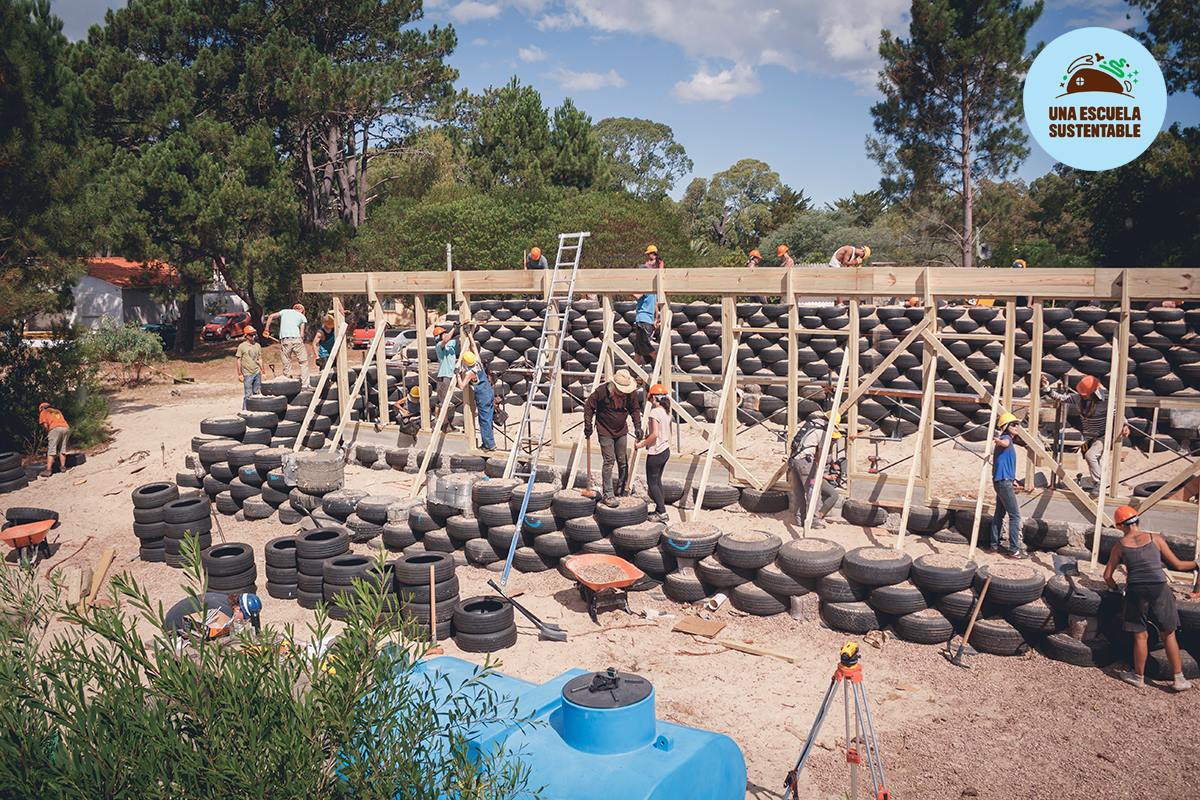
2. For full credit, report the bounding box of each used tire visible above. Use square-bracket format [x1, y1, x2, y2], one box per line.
[395, 552, 456, 585]
[696, 556, 755, 588]
[1006, 597, 1061, 636]
[552, 489, 597, 519]
[777, 538, 844, 579]
[894, 609, 954, 644]
[969, 617, 1028, 656]
[595, 496, 648, 528]
[452, 596, 514, 635]
[730, 583, 789, 616]
[634, 545, 677, 576]
[357, 495, 401, 525]
[738, 488, 789, 514]
[821, 601, 884, 634]
[382, 522, 417, 551]
[132, 482, 179, 509]
[934, 589, 978, 624]
[910, 554, 977, 593]
[397, 576, 460, 604]
[716, 530, 781, 570]
[841, 499, 887, 527]
[564, 516, 603, 544]
[455, 625, 518, 653]
[200, 543, 255, 577]
[295, 527, 350, 560]
[842, 547, 912, 586]
[973, 563, 1045, 606]
[663, 570, 712, 603]
[1041, 632, 1114, 667]
[321, 489, 368, 520]
[610, 522, 665, 551]
[867, 580, 927, 615]
[815, 571, 869, 603]
[161, 497, 210, 524]
[661, 522, 722, 559]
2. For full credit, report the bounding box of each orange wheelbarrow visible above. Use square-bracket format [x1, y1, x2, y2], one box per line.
[1, 519, 54, 567]
[560, 553, 646, 624]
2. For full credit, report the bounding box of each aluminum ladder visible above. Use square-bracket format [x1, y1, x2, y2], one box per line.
[499, 231, 589, 584]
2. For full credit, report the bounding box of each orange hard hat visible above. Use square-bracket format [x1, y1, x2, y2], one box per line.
[748, 249, 761, 260]
[1076, 375, 1101, 398]
[776, 244, 789, 256]
[907, 296, 920, 307]
[433, 326, 446, 336]
[530, 246, 541, 260]
[243, 326, 257, 335]
[648, 383, 668, 396]
[1113, 505, 1140, 527]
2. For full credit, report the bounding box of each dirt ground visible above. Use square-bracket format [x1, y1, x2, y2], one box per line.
[9, 350, 1199, 799]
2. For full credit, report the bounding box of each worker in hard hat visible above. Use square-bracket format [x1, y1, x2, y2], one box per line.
[1104, 504, 1197, 691]
[746, 249, 762, 269]
[433, 325, 461, 432]
[584, 368, 644, 507]
[394, 385, 423, 437]
[788, 411, 841, 528]
[1042, 374, 1131, 494]
[631, 245, 663, 364]
[990, 411, 1027, 558]
[634, 383, 672, 522]
[777, 244, 795, 270]
[235, 326, 264, 409]
[828, 244, 870, 269]
[457, 351, 496, 451]
[524, 246, 547, 270]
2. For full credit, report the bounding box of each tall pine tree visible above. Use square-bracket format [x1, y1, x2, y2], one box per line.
[549, 99, 606, 190]
[868, 0, 1042, 267]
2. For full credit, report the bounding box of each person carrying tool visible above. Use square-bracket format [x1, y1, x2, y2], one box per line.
[1041, 374, 1130, 494]
[990, 412, 1027, 558]
[631, 245, 663, 364]
[828, 245, 870, 269]
[524, 246, 548, 270]
[457, 351, 496, 451]
[235, 326, 264, 408]
[393, 385, 423, 437]
[313, 313, 337, 367]
[265, 303, 310, 382]
[634, 383, 672, 522]
[1104, 505, 1197, 691]
[777, 244, 796, 269]
[584, 369, 643, 507]
[788, 412, 841, 528]
[37, 401, 71, 478]
[433, 325, 460, 431]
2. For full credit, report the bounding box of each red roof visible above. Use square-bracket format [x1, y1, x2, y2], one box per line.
[85, 257, 178, 288]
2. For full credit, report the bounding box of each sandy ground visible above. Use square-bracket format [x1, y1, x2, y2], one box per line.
[8, 351, 1199, 800]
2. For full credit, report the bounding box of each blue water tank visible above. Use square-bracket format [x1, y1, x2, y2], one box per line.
[411, 657, 746, 800]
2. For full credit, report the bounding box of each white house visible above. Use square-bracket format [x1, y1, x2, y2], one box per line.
[68, 257, 180, 330]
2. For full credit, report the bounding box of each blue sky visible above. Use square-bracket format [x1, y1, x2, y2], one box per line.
[55, 0, 1200, 204]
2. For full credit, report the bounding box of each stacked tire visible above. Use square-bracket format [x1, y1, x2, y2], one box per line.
[453, 595, 517, 652]
[322, 553, 393, 621]
[159, 494, 213, 568]
[1040, 573, 1118, 667]
[0, 452, 29, 493]
[295, 527, 350, 610]
[264, 535, 299, 599]
[131, 481, 180, 563]
[395, 552, 458, 638]
[201, 542, 257, 596]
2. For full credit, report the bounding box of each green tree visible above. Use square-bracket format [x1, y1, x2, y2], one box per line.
[1131, 0, 1200, 94]
[686, 159, 786, 253]
[767, 184, 812, 231]
[468, 78, 552, 189]
[0, 0, 93, 321]
[827, 190, 888, 227]
[593, 117, 693, 199]
[868, 0, 1043, 267]
[549, 98, 607, 190]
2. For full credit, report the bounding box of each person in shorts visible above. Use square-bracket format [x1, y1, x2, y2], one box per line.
[38, 402, 71, 477]
[1104, 504, 1197, 691]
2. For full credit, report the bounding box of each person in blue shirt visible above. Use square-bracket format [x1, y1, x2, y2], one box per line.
[990, 412, 1026, 558]
[433, 325, 460, 432]
[457, 351, 496, 451]
[631, 244, 663, 363]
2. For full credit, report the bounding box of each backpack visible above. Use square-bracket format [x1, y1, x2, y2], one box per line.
[789, 418, 825, 461]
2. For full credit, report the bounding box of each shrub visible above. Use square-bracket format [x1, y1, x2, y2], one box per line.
[0, 543, 535, 799]
[82, 321, 167, 385]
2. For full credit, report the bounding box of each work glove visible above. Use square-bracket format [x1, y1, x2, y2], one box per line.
[584, 424, 593, 439]
[634, 427, 644, 442]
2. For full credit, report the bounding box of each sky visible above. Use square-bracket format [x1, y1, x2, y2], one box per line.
[54, 0, 1200, 205]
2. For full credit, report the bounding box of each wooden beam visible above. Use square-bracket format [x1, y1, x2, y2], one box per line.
[1089, 295, 1128, 569]
[458, 290, 477, 448]
[369, 275, 387, 431]
[786, 268, 799, 447]
[845, 299, 860, 485]
[721, 296, 737, 457]
[895, 350, 937, 553]
[1002, 301, 1016, 410]
[1110, 275, 1132, 488]
[294, 319, 349, 451]
[1132, 457, 1200, 516]
[332, 295, 351, 424]
[413, 294, 431, 430]
[690, 352, 737, 520]
[836, 315, 935, 416]
[628, 270, 672, 488]
[408, 374, 460, 497]
[326, 316, 389, 453]
[1025, 299, 1044, 488]
[967, 360, 1007, 560]
[802, 355, 850, 537]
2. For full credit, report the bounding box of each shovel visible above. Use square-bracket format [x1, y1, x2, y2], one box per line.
[943, 574, 991, 668]
[487, 579, 568, 642]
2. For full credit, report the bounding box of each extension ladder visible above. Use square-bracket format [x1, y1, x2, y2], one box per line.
[499, 231, 589, 584]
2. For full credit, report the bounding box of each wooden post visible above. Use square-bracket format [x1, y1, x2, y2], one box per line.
[1025, 299, 1043, 488]
[1089, 296, 1127, 569]
[967, 362, 1008, 560]
[458, 289, 477, 449]
[326, 324, 389, 452]
[802, 356, 850, 537]
[1002, 300, 1016, 411]
[690, 351, 737, 520]
[601, 295, 616, 383]
[564, 338, 611, 485]
[845, 299, 860, 481]
[786, 268, 799, 447]
[896, 331, 937, 554]
[294, 319, 349, 451]
[1110, 273, 1132, 490]
[657, 268, 671, 400]
[919, 275, 935, 498]
[369, 275, 387, 428]
[836, 317, 935, 416]
[332, 295, 351, 424]
[413, 294, 431, 431]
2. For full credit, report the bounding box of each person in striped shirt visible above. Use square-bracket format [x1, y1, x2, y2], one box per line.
[1041, 374, 1130, 493]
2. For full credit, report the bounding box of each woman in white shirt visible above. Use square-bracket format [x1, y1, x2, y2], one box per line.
[634, 383, 672, 522]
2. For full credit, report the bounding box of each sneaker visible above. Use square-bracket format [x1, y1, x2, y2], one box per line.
[1118, 671, 1145, 688]
[480, 445, 495, 452]
[603, 495, 619, 508]
[811, 518, 827, 529]
[1172, 675, 1193, 692]
[1009, 550, 1029, 560]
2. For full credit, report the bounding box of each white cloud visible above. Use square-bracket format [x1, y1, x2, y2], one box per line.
[550, 67, 627, 90]
[535, 11, 583, 30]
[672, 63, 761, 102]
[448, 1, 500, 23]
[471, 37, 490, 45]
[518, 45, 547, 62]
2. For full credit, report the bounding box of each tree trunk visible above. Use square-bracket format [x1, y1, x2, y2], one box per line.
[176, 280, 197, 355]
[961, 87, 974, 269]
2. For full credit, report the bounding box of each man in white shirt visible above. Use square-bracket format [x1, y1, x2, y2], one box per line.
[265, 303, 310, 382]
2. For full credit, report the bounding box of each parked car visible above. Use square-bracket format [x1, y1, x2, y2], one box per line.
[142, 322, 177, 351]
[384, 328, 418, 360]
[202, 312, 251, 341]
[351, 322, 381, 350]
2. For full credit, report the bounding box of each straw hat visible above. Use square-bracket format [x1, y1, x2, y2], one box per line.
[611, 369, 636, 394]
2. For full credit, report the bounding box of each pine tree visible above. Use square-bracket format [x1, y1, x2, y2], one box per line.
[868, 0, 1042, 267]
[549, 98, 606, 190]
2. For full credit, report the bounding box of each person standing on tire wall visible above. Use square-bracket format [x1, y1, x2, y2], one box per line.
[433, 326, 460, 432]
[265, 303, 309, 383]
[314, 313, 336, 368]
[990, 412, 1026, 558]
[634, 383, 672, 522]
[235, 326, 264, 409]
[631, 245, 663, 364]
[1042, 374, 1129, 494]
[37, 402, 70, 478]
[457, 351, 496, 452]
[584, 369, 643, 508]
[788, 412, 840, 528]
[1104, 504, 1196, 691]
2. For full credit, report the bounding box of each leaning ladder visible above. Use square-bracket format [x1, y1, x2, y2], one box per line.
[499, 231, 589, 584]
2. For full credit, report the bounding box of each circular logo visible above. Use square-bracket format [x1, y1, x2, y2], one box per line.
[1024, 27, 1166, 171]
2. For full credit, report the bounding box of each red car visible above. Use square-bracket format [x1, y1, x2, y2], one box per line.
[351, 323, 384, 349]
[202, 312, 251, 341]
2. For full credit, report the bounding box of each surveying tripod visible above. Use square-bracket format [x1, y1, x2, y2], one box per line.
[785, 642, 890, 800]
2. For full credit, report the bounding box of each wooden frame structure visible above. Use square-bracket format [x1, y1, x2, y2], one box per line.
[301, 266, 1200, 550]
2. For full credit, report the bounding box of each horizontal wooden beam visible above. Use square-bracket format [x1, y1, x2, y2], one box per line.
[301, 267, 1200, 300]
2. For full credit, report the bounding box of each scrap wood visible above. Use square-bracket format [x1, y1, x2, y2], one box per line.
[40, 535, 92, 572]
[80, 546, 115, 613]
[672, 615, 726, 638]
[709, 638, 801, 664]
[571, 620, 658, 638]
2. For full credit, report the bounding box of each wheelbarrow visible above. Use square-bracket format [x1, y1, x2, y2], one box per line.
[560, 553, 645, 624]
[0, 519, 54, 567]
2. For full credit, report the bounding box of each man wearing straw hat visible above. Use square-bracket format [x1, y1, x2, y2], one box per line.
[583, 369, 644, 507]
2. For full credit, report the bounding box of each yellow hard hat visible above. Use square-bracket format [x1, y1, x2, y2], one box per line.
[997, 412, 1018, 427]
[862, 245, 871, 259]
[826, 410, 842, 439]
[1012, 258, 1027, 269]
[462, 351, 477, 366]
[644, 244, 658, 255]
[409, 385, 420, 398]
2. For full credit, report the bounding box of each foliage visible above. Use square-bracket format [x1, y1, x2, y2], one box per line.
[826, 190, 888, 227]
[0, 0, 93, 321]
[1131, 0, 1200, 95]
[683, 159, 797, 254]
[0, 543, 535, 799]
[0, 327, 107, 452]
[869, 0, 1043, 267]
[369, 128, 463, 204]
[82, 321, 167, 385]
[762, 209, 898, 265]
[549, 99, 607, 190]
[468, 78, 553, 189]
[593, 117, 693, 199]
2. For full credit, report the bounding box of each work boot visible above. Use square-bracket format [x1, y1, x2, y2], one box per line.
[603, 494, 619, 508]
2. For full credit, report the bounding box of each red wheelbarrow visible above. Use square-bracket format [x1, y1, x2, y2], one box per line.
[560, 553, 646, 624]
[1, 519, 54, 567]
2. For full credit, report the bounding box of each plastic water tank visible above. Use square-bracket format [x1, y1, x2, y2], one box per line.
[410, 657, 746, 799]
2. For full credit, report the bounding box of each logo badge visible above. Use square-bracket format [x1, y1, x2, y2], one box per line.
[1024, 27, 1166, 171]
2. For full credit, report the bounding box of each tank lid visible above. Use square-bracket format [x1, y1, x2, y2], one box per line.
[562, 667, 652, 709]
